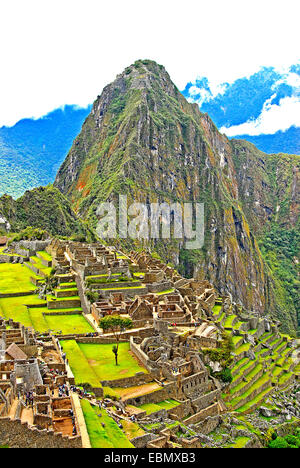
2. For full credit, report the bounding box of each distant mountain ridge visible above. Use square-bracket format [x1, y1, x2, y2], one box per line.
[230, 126, 300, 155]
[0, 105, 91, 198]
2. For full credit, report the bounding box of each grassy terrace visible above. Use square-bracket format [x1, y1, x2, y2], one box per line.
[235, 343, 251, 355]
[0, 294, 92, 334]
[0, 261, 92, 334]
[60, 282, 77, 288]
[229, 364, 262, 395]
[30, 256, 52, 276]
[236, 387, 272, 413]
[29, 309, 94, 334]
[61, 341, 147, 384]
[229, 374, 270, 408]
[0, 295, 46, 327]
[0, 263, 36, 294]
[156, 288, 175, 295]
[232, 336, 243, 348]
[138, 399, 180, 415]
[212, 304, 222, 316]
[81, 400, 134, 448]
[224, 314, 237, 328]
[224, 318, 299, 414]
[100, 286, 144, 291]
[37, 250, 52, 262]
[232, 358, 249, 375]
[60, 340, 100, 387]
[47, 294, 81, 302]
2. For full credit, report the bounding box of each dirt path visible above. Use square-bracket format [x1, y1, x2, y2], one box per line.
[117, 382, 161, 400]
[21, 407, 34, 425]
[8, 398, 18, 419]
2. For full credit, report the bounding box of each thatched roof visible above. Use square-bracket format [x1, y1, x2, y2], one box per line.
[5, 343, 27, 360]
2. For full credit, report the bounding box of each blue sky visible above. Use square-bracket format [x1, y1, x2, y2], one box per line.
[183, 66, 300, 136]
[1, 0, 299, 133]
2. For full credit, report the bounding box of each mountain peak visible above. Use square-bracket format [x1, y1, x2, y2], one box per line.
[53, 61, 299, 335]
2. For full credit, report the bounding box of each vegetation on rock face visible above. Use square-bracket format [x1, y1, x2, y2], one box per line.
[268, 428, 300, 448]
[0, 185, 93, 239]
[9, 226, 49, 241]
[259, 226, 299, 333]
[203, 332, 234, 383]
[231, 140, 299, 334]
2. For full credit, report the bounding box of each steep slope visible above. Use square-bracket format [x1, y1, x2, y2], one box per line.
[0, 105, 91, 199]
[0, 185, 91, 238]
[54, 60, 299, 334]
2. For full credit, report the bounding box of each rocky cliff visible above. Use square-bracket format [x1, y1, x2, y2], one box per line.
[54, 60, 299, 334]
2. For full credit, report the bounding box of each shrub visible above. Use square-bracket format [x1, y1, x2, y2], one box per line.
[86, 290, 100, 303]
[10, 226, 49, 242]
[268, 437, 289, 448]
[285, 435, 300, 447]
[218, 367, 233, 383]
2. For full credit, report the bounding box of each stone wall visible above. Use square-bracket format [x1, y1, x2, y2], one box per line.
[47, 299, 81, 309]
[181, 371, 208, 395]
[0, 291, 35, 299]
[101, 372, 152, 388]
[0, 255, 26, 264]
[191, 389, 221, 412]
[130, 433, 156, 448]
[124, 382, 176, 406]
[100, 286, 148, 298]
[194, 415, 221, 434]
[0, 417, 82, 448]
[167, 399, 192, 420]
[184, 402, 219, 425]
[130, 337, 153, 370]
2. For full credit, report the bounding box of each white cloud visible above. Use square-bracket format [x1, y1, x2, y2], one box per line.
[220, 95, 300, 136]
[0, 0, 300, 126]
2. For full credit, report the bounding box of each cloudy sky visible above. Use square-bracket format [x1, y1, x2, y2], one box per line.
[1, 0, 299, 132]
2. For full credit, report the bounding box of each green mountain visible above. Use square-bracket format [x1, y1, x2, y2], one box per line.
[16, 60, 300, 333]
[0, 185, 91, 239]
[0, 105, 91, 199]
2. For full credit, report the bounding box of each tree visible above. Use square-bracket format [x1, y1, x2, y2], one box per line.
[99, 315, 133, 366]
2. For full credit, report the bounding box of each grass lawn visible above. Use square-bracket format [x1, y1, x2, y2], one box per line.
[122, 420, 144, 439]
[78, 342, 148, 381]
[59, 340, 100, 387]
[29, 309, 94, 334]
[0, 263, 36, 294]
[80, 399, 134, 448]
[228, 436, 250, 448]
[0, 295, 46, 327]
[156, 289, 175, 295]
